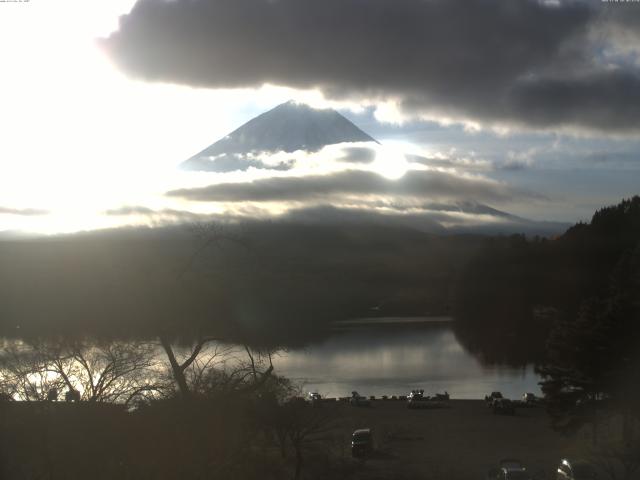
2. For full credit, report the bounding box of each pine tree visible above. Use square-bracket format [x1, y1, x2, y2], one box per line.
[537, 243, 640, 433]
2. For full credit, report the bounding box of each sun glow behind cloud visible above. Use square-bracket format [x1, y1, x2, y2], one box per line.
[0, 3, 284, 233]
[0, 1, 418, 234]
[371, 143, 410, 180]
[0, 0, 558, 235]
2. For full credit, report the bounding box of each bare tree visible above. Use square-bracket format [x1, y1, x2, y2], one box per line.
[159, 222, 276, 399]
[272, 398, 337, 480]
[160, 337, 276, 398]
[55, 340, 165, 404]
[0, 341, 66, 401]
[159, 334, 220, 398]
[0, 339, 166, 405]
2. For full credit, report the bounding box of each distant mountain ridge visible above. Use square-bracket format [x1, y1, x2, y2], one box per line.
[279, 203, 570, 237]
[181, 101, 378, 172]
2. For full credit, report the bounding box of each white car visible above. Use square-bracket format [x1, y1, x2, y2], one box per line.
[487, 459, 533, 480]
[556, 459, 604, 479]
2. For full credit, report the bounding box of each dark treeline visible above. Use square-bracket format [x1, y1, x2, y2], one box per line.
[453, 196, 640, 366]
[0, 376, 355, 480]
[0, 220, 482, 346]
[453, 197, 640, 462]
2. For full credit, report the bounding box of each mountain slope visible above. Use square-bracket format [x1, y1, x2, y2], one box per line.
[181, 101, 378, 172]
[279, 203, 570, 237]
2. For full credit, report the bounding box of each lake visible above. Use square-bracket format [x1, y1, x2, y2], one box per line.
[273, 319, 542, 400]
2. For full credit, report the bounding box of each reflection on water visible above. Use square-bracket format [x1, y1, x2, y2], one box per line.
[273, 323, 541, 399]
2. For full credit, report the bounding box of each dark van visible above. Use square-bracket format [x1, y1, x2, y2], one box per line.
[351, 428, 373, 458]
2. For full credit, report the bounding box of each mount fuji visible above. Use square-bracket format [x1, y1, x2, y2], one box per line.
[181, 101, 377, 172]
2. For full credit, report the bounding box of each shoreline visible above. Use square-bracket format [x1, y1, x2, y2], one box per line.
[332, 316, 454, 327]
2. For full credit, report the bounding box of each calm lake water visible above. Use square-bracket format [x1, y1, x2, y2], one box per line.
[273, 319, 542, 400]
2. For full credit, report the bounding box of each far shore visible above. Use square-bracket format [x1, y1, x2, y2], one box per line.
[332, 316, 454, 328]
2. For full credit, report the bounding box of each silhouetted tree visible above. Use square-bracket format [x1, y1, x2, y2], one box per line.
[157, 223, 281, 399]
[159, 334, 219, 398]
[53, 340, 165, 404]
[160, 337, 276, 399]
[256, 395, 337, 480]
[538, 243, 640, 436]
[0, 339, 165, 404]
[0, 342, 67, 401]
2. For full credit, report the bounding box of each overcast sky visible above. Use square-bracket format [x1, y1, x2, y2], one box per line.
[1, 0, 639, 234]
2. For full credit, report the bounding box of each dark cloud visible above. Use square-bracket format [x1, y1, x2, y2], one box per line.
[504, 70, 640, 132]
[182, 153, 295, 172]
[495, 159, 531, 172]
[407, 154, 459, 169]
[0, 206, 48, 216]
[338, 147, 376, 164]
[584, 150, 640, 168]
[406, 154, 490, 171]
[102, 0, 639, 133]
[166, 169, 544, 204]
[603, 3, 640, 38]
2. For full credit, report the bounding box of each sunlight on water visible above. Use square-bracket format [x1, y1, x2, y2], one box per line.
[273, 324, 541, 399]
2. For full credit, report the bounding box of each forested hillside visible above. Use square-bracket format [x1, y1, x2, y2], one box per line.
[454, 196, 640, 366]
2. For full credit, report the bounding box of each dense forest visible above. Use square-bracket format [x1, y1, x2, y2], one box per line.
[0, 221, 481, 345]
[454, 196, 640, 441]
[454, 196, 640, 366]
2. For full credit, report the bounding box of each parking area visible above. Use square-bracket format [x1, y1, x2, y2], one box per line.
[329, 399, 581, 480]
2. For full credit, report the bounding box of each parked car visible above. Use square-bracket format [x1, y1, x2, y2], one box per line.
[486, 391, 504, 407]
[407, 389, 444, 409]
[409, 389, 426, 400]
[492, 398, 516, 415]
[556, 459, 602, 479]
[521, 393, 541, 406]
[351, 428, 373, 458]
[487, 459, 533, 480]
[350, 391, 371, 407]
[308, 392, 322, 407]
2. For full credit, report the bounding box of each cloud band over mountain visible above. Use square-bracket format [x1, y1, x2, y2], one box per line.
[102, 0, 640, 134]
[167, 169, 544, 204]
